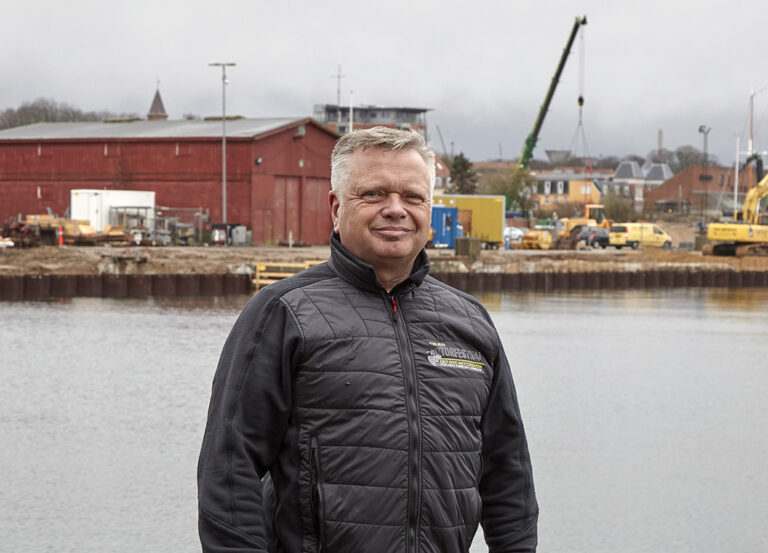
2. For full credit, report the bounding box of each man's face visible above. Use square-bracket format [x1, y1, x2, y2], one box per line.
[330, 148, 432, 272]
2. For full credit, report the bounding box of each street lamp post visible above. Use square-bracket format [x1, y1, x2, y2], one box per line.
[698, 125, 711, 220]
[209, 62, 236, 223]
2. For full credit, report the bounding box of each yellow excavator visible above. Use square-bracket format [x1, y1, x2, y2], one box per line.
[522, 203, 611, 250]
[705, 173, 768, 256]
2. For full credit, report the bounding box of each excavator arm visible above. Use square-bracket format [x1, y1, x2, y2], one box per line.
[742, 174, 768, 224]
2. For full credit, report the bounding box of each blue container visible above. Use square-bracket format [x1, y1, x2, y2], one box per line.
[431, 205, 463, 248]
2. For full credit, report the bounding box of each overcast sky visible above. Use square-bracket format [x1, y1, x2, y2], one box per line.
[4, 0, 767, 166]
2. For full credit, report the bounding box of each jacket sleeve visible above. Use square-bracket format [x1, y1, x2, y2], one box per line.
[479, 335, 539, 553]
[197, 291, 302, 552]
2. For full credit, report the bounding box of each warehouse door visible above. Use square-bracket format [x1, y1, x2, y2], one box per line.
[301, 178, 332, 244]
[273, 176, 300, 244]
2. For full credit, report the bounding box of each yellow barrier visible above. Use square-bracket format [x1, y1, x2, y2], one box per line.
[252, 260, 325, 291]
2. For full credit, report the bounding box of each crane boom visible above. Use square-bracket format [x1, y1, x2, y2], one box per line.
[518, 15, 587, 170]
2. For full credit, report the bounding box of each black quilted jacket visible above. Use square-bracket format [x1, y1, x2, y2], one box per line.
[198, 234, 538, 553]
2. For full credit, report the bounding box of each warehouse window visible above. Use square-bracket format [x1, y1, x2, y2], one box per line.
[103, 143, 119, 157]
[174, 142, 191, 157]
[37, 185, 53, 201]
[36, 144, 52, 158]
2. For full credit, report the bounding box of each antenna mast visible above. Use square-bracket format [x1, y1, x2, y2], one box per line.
[331, 65, 345, 131]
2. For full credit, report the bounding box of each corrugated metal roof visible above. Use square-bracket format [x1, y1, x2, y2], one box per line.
[0, 118, 306, 140]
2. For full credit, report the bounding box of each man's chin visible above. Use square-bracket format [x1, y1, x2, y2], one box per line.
[369, 241, 424, 262]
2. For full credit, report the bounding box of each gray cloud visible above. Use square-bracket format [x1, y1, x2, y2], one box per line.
[3, 0, 766, 165]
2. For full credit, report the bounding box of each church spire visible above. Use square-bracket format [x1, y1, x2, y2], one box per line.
[147, 85, 167, 121]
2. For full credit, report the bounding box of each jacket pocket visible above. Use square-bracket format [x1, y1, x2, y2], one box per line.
[309, 436, 327, 553]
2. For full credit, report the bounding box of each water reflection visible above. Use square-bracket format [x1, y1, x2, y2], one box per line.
[702, 288, 768, 311]
[471, 287, 768, 315]
[150, 294, 252, 311]
[2, 290, 767, 553]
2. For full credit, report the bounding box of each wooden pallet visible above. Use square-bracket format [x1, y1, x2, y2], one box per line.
[252, 259, 325, 291]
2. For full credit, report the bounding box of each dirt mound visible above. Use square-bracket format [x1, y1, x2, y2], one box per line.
[2, 245, 768, 277]
[0, 245, 331, 276]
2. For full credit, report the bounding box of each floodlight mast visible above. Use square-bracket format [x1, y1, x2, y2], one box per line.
[209, 62, 236, 224]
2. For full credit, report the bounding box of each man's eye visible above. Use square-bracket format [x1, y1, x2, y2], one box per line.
[405, 194, 425, 203]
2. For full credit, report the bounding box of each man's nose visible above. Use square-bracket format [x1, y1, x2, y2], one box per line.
[380, 193, 407, 218]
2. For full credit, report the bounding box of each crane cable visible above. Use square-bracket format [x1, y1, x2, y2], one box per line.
[569, 26, 592, 173]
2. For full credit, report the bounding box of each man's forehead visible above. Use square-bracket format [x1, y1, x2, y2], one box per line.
[348, 148, 427, 171]
[350, 145, 413, 159]
[347, 165, 429, 189]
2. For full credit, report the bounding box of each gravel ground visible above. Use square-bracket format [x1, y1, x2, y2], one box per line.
[2, 244, 767, 276]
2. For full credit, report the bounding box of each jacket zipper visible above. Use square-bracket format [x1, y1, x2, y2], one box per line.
[310, 436, 327, 553]
[389, 295, 421, 553]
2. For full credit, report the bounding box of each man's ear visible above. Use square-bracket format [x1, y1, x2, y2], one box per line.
[329, 190, 341, 233]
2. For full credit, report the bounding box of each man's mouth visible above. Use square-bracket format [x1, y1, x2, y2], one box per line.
[373, 226, 411, 238]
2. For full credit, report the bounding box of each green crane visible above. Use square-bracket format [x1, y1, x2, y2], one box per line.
[518, 15, 587, 171]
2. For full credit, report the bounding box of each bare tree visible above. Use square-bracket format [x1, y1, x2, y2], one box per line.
[0, 98, 136, 130]
[603, 191, 636, 222]
[478, 168, 533, 214]
[646, 145, 718, 173]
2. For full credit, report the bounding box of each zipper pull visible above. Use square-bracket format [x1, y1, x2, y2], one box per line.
[391, 296, 398, 322]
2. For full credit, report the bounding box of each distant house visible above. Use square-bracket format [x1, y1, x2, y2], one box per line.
[603, 161, 645, 208]
[526, 166, 612, 210]
[472, 161, 613, 210]
[602, 160, 675, 212]
[644, 162, 674, 187]
[433, 155, 451, 193]
[644, 164, 749, 217]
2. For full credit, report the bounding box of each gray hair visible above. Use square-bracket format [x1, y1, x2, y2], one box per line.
[330, 126, 436, 198]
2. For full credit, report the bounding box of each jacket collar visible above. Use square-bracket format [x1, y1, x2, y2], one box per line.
[328, 232, 430, 295]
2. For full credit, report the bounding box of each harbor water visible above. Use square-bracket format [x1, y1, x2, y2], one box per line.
[1, 289, 767, 552]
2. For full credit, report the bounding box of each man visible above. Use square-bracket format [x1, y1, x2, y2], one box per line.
[198, 127, 538, 553]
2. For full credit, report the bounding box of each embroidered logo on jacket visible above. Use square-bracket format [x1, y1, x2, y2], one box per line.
[426, 341, 485, 372]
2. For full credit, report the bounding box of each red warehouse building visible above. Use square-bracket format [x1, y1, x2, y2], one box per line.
[0, 117, 339, 244]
